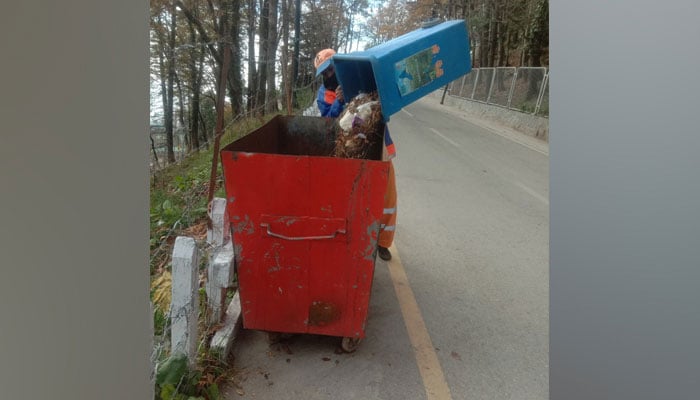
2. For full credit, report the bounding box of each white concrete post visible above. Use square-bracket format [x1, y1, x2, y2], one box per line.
[203, 196, 239, 357]
[170, 236, 199, 366]
[205, 197, 235, 325]
[206, 242, 235, 325]
[206, 198, 230, 247]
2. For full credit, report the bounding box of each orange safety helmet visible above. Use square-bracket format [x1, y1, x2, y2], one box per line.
[314, 48, 336, 77]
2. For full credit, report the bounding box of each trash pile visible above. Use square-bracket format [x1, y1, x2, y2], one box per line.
[333, 92, 384, 159]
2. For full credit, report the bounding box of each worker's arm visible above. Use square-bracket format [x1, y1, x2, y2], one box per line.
[326, 99, 344, 117]
[317, 85, 345, 118]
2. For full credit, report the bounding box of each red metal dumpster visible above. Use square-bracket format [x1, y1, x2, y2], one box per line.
[220, 115, 389, 351]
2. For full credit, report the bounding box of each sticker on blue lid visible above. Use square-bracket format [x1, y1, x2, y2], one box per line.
[394, 44, 444, 96]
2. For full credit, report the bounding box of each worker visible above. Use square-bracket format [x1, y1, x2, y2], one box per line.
[314, 48, 397, 261]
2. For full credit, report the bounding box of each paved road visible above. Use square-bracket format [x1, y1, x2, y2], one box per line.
[223, 96, 549, 400]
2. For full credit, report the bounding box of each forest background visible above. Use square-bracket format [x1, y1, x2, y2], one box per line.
[150, 0, 549, 164]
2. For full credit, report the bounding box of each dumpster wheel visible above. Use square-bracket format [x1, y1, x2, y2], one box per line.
[341, 337, 362, 353]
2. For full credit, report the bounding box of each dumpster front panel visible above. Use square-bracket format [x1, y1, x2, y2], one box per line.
[221, 150, 389, 338]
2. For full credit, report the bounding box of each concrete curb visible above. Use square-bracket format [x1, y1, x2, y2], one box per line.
[428, 90, 549, 142]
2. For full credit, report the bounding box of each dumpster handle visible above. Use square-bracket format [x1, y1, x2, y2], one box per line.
[260, 223, 346, 241]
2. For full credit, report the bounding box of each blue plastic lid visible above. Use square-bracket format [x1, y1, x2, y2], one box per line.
[332, 20, 471, 119]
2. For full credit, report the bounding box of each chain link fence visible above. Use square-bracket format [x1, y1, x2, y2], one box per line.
[448, 67, 549, 117]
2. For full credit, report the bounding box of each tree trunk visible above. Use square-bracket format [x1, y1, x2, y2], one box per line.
[501, 0, 512, 66]
[265, 0, 279, 114]
[247, 0, 257, 113]
[487, 3, 497, 67]
[156, 16, 168, 129]
[188, 20, 202, 152]
[175, 75, 186, 129]
[332, 0, 344, 50]
[344, 12, 353, 53]
[227, 0, 244, 115]
[256, 0, 270, 115]
[497, 1, 508, 67]
[199, 109, 209, 149]
[190, 86, 201, 152]
[478, 1, 490, 68]
[462, 2, 475, 68]
[292, 0, 300, 107]
[165, 0, 177, 164]
[521, 0, 534, 66]
[281, 0, 292, 114]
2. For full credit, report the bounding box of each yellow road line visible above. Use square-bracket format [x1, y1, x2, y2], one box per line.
[386, 244, 453, 400]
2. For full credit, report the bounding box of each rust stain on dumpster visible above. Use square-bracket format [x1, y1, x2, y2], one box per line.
[308, 301, 340, 326]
